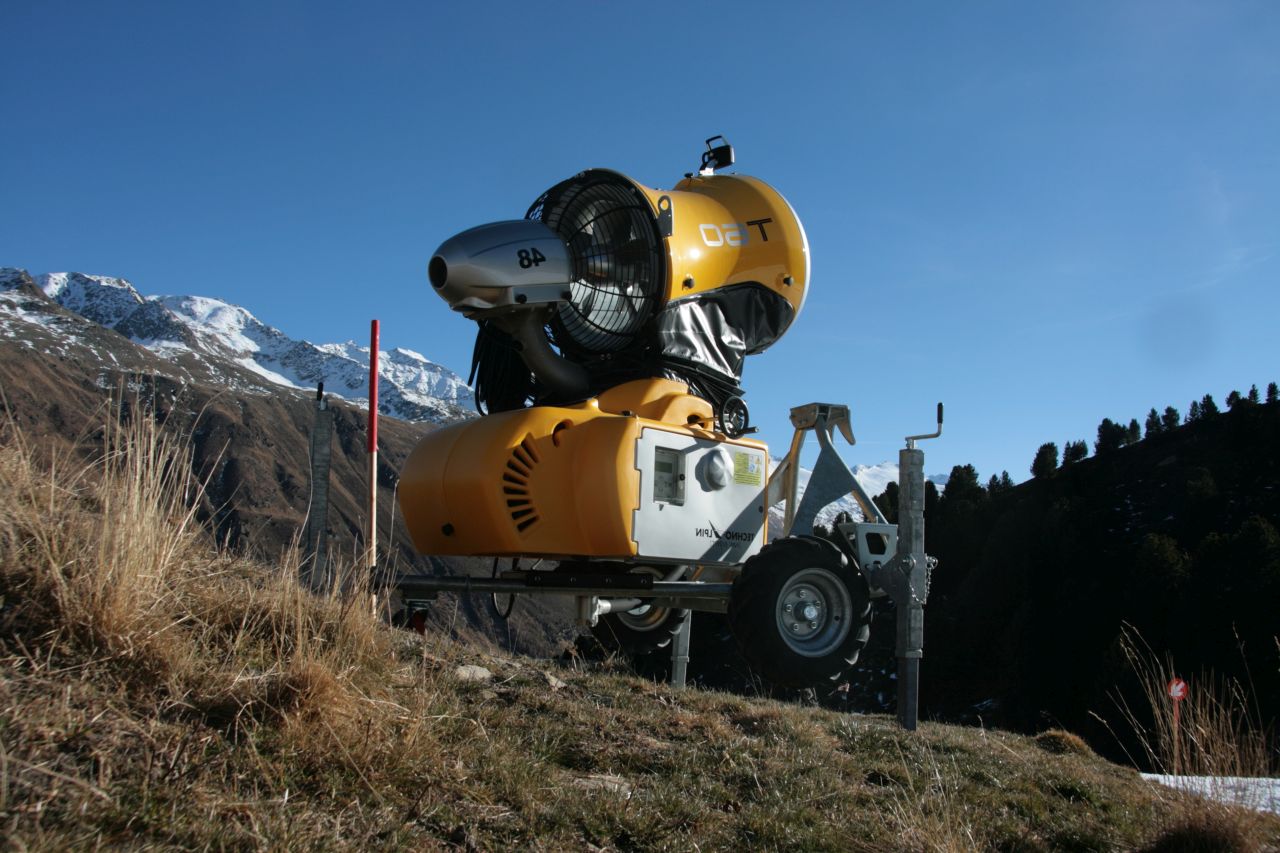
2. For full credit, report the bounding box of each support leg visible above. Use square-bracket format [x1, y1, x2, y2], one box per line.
[670, 612, 691, 689]
[897, 656, 920, 731]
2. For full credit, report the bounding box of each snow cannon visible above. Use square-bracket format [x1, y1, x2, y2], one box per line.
[396, 138, 936, 714]
[400, 137, 810, 567]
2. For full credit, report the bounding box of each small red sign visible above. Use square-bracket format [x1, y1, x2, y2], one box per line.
[1167, 678, 1188, 702]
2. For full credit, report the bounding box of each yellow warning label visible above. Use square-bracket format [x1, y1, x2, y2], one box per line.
[733, 452, 763, 486]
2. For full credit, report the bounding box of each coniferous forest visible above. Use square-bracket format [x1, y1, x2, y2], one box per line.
[900, 383, 1280, 759]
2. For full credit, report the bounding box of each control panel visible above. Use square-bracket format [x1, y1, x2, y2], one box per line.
[633, 428, 767, 565]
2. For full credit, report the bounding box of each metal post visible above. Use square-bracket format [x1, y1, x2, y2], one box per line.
[670, 613, 691, 689]
[859, 404, 940, 731]
[304, 383, 334, 592]
[367, 321, 379, 572]
[896, 446, 927, 731]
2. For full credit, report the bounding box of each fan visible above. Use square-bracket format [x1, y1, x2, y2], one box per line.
[527, 172, 665, 355]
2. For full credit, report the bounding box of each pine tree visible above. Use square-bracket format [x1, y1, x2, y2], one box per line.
[874, 480, 899, 523]
[987, 471, 1015, 498]
[1201, 394, 1219, 416]
[1095, 419, 1126, 454]
[1125, 419, 1142, 445]
[1031, 442, 1059, 479]
[1268, 382, 1279, 404]
[1188, 400, 1201, 422]
[1161, 406, 1180, 431]
[1062, 440, 1087, 465]
[1144, 408, 1163, 438]
[942, 464, 983, 502]
[1227, 389, 1243, 410]
[1248, 384, 1260, 405]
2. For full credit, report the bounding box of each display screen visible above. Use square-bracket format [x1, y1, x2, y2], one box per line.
[653, 447, 684, 504]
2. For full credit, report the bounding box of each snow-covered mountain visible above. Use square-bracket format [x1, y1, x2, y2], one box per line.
[768, 459, 951, 536]
[39, 271, 145, 328]
[6, 270, 474, 423]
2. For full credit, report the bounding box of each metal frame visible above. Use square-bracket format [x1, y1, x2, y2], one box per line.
[397, 573, 733, 612]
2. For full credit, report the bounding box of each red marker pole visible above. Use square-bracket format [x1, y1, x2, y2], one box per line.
[367, 320, 379, 580]
[1173, 699, 1180, 776]
[1168, 678, 1188, 776]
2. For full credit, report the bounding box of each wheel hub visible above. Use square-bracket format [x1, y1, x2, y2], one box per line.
[613, 565, 684, 632]
[775, 568, 854, 657]
[781, 584, 825, 637]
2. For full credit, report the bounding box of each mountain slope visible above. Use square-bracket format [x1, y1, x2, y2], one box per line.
[922, 401, 1280, 756]
[15, 269, 475, 423]
[0, 268, 572, 657]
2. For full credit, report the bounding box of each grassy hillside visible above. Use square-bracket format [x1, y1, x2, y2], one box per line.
[0, 341, 576, 659]
[3, 407, 1277, 849]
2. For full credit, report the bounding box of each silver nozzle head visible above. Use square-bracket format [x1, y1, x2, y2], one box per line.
[428, 219, 572, 317]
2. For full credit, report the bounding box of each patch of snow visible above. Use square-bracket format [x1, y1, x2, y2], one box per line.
[138, 339, 193, 356]
[0, 301, 59, 329]
[234, 357, 308, 389]
[1143, 774, 1280, 815]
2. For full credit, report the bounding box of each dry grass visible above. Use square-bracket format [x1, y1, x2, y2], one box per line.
[1140, 805, 1257, 852]
[1, 406, 1277, 850]
[0, 401, 404, 846]
[1103, 627, 1277, 779]
[1096, 628, 1279, 850]
[1034, 730, 1094, 757]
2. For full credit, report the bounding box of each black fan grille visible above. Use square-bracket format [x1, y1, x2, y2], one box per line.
[527, 173, 663, 354]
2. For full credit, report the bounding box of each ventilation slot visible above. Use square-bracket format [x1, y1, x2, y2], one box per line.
[503, 436, 542, 533]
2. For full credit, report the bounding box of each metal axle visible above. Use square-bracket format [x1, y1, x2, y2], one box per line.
[396, 574, 732, 604]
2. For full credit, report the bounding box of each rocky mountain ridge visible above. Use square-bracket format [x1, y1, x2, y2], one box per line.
[5, 269, 474, 423]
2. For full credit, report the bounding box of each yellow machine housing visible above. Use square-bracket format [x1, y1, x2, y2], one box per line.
[399, 378, 769, 564]
[618, 170, 810, 319]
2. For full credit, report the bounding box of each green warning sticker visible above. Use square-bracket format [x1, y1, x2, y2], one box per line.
[733, 452, 763, 486]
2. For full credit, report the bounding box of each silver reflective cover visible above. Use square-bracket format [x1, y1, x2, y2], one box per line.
[429, 219, 572, 316]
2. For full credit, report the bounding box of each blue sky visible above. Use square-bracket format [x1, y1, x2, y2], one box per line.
[3, 1, 1277, 482]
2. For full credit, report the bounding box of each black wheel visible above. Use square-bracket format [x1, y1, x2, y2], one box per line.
[591, 564, 689, 655]
[591, 603, 690, 655]
[558, 563, 690, 655]
[728, 536, 872, 688]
